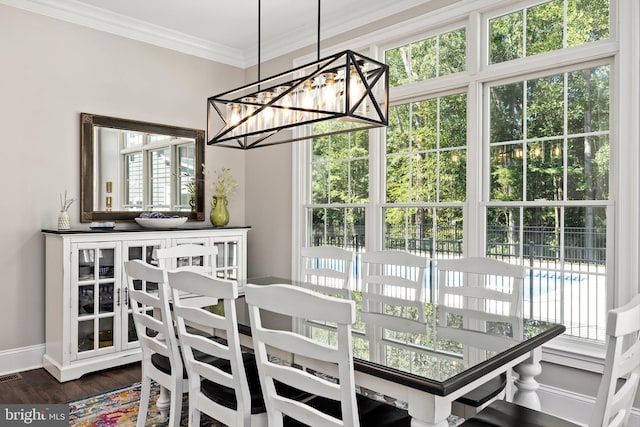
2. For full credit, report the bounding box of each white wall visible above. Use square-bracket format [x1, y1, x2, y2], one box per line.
[0, 4, 245, 353]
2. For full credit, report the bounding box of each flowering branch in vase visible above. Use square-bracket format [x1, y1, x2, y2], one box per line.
[202, 164, 238, 198]
[60, 190, 76, 212]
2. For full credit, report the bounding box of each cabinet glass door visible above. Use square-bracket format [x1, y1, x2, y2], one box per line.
[74, 244, 118, 358]
[213, 239, 240, 280]
[122, 240, 164, 349]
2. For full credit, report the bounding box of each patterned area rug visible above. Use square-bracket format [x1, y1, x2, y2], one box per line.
[67, 382, 224, 427]
[67, 381, 464, 426]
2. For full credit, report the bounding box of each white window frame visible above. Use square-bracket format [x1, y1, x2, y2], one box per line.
[292, 0, 640, 371]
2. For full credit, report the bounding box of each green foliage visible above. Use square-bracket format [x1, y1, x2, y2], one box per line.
[490, 0, 609, 64]
[310, 0, 610, 255]
[386, 28, 465, 87]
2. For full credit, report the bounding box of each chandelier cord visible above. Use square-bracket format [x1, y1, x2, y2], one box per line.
[317, 0, 321, 62]
[257, 0, 261, 84]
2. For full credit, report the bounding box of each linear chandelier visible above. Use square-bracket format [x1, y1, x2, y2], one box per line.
[207, 1, 389, 150]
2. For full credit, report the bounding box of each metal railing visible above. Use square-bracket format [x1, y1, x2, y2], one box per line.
[310, 224, 607, 341]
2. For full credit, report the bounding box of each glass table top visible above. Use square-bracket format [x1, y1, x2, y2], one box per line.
[240, 277, 566, 396]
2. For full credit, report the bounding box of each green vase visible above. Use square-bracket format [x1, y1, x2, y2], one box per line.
[210, 196, 229, 226]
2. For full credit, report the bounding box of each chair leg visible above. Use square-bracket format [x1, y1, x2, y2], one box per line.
[189, 404, 200, 427]
[167, 380, 183, 427]
[137, 377, 152, 427]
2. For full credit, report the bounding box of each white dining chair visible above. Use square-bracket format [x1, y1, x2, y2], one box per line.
[460, 294, 640, 427]
[300, 245, 354, 298]
[157, 243, 220, 308]
[166, 270, 267, 427]
[124, 260, 185, 427]
[244, 283, 411, 427]
[156, 243, 218, 275]
[360, 250, 430, 363]
[436, 257, 526, 416]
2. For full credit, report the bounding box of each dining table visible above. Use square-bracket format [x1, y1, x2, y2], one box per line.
[227, 276, 566, 427]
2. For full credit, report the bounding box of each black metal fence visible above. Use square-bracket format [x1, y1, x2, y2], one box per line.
[311, 223, 607, 339]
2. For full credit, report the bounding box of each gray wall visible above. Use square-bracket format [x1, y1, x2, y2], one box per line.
[0, 4, 245, 353]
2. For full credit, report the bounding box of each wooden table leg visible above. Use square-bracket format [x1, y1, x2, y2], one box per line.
[156, 385, 171, 418]
[406, 392, 452, 427]
[512, 348, 542, 410]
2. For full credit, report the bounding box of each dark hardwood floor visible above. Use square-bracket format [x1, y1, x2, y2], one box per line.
[0, 362, 141, 404]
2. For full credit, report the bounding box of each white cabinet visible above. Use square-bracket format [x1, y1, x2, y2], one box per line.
[42, 226, 249, 382]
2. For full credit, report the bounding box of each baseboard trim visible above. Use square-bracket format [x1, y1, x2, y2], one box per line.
[0, 344, 45, 376]
[538, 383, 640, 425]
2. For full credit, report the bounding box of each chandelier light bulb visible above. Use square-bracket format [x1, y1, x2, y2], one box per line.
[322, 72, 337, 111]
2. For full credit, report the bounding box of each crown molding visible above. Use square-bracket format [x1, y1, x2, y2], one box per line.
[249, 0, 430, 65]
[0, 0, 246, 68]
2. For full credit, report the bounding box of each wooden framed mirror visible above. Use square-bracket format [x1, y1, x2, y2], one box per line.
[80, 113, 205, 222]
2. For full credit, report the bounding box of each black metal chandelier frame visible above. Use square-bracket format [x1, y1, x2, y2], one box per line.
[206, 0, 389, 150]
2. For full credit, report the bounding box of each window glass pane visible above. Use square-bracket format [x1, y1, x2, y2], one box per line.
[384, 207, 463, 257]
[486, 207, 522, 259]
[440, 93, 467, 148]
[490, 82, 524, 143]
[413, 37, 437, 81]
[489, 0, 610, 65]
[387, 93, 467, 203]
[438, 29, 466, 76]
[386, 27, 466, 87]
[351, 158, 369, 203]
[312, 161, 329, 204]
[567, 0, 609, 47]
[386, 46, 409, 87]
[413, 100, 437, 151]
[440, 149, 467, 202]
[310, 130, 368, 204]
[567, 66, 610, 135]
[330, 162, 348, 204]
[308, 207, 365, 251]
[527, 73, 564, 139]
[526, 139, 564, 201]
[526, 0, 564, 56]
[490, 143, 524, 201]
[387, 104, 410, 154]
[489, 10, 524, 64]
[413, 152, 437, 202]
[567, 135, 609, 200]
[386, 154, 411, 203]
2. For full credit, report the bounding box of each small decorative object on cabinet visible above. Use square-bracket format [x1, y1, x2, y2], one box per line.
[58, 190, 75, 230]
[210, 195, 229, 226]
[204, 165, 238, 226]
[42, 225, 250, 382]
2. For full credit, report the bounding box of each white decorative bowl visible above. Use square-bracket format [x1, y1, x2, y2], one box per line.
[134, 217, 188, 229]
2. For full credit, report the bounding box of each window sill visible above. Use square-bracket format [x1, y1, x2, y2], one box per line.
[541, 336, 606, 374]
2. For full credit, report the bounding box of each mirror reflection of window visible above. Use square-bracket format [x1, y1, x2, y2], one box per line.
[178, 144, 196, 209]
[124, 152, 143, 209]
[150, 147, 171, 209]
[92, 126, 196, 212]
